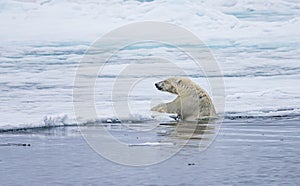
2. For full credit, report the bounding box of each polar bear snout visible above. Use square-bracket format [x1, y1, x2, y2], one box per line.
[155, 82, 163, 90]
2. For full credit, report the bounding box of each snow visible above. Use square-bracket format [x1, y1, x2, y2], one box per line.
[0, 0, 300, 129]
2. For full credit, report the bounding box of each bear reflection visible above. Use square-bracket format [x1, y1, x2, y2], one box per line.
[159, 119, 218, 149]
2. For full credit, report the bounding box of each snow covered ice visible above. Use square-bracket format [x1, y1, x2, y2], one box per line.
[0, 0, 299, 130]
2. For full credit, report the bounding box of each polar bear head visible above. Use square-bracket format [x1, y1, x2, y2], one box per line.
[154, 77, 184, 94]
[154, 77, 195, 95]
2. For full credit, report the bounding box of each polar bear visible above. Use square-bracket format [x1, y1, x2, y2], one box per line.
[151, 77, 217, 121]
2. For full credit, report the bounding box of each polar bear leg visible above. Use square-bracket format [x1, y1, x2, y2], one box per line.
[151, 96, 181, 115]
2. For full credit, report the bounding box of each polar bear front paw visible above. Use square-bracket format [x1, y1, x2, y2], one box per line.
[151, 104, 166, 113]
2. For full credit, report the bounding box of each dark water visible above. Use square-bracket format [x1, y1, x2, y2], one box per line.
[0, 118, 299, 186]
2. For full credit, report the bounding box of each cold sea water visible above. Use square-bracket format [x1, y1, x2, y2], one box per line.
[1, 0, 300, 185]
[1, 117, 299, 185]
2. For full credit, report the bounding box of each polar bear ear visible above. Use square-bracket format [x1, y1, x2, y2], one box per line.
[175, 79, 182, 84]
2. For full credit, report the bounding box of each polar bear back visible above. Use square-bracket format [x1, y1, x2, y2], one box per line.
[173, 77, 216, 120]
